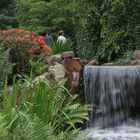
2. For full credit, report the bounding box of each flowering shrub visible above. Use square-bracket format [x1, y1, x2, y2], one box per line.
[0, 29, 51, 75]
[0, 29, 51, 58]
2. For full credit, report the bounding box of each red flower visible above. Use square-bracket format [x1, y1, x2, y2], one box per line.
[36, 46, 41, 49]
[28, 47, 34, 53]
[33, 54, 37, 58]
[17, 35, 25, 41]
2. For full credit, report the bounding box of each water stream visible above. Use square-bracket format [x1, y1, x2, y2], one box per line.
[83, 66, 140, 140]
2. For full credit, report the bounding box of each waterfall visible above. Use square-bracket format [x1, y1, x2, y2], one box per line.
[84, 66, 140, 128]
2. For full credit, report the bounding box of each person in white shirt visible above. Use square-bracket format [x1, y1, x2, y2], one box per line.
[57, 30, 66, 44]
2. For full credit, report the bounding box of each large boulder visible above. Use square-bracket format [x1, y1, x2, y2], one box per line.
[62, 51, 75, 59]
[62, 58, 83, 90]
[48, 62, 66, 82]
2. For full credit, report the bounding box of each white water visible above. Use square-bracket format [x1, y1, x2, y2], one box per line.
[83, 66, 140, 140]
[86, 119, 140, 140]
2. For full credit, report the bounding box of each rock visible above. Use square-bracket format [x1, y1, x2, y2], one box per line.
[102, 62, 114, 66]
[133, 50, 140, 60]
[62, 51, 75, 59]
[130, 60, 140, 65]
[87, 59, 99, 65]
[50, 54, 62, 64]
[122, 60, 140, 65]
[48, 62, 66, 82]
[62, 58, 83, 90]
[62, 58, 83, 72]
[80, 59, 89, 65]
[122, 61, 131, 65]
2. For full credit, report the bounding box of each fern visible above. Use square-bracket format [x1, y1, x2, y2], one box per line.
[6, 111, 57, 140]
[3, 76, 91, 140]
[0, 113, 8, 139]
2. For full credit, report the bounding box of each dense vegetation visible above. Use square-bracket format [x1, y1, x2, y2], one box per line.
[76, 0, 140, 63]
[0, 1, 90, 139]
[0, 0, 18, 29]
[15, 0, 76, 39]
[0, 0, 140, 138]
[1, 0, 140, 63]
[0, 41, 94, 140]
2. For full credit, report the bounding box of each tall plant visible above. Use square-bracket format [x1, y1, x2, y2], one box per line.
[0, 48, 12, 96]
[2, 76, 90, 139]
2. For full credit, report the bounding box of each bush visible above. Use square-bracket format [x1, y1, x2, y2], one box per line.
[75, 0, 140, 63]
[0, 29, 51, 75]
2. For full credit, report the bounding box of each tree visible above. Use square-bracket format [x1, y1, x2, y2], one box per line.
[16, 0, 76, 39]
[74, 0, 102, 59]
[0, 0, 18, 29]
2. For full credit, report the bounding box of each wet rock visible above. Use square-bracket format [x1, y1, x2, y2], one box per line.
[130, 60, 140, 65]
[133, 50, 140, 60]
[62, 51, 75, 59]
[87, 59, 99, 65]
[80, 59, 89, 65]
[123, 60, 140, 65]
[102, 62, 114, 66]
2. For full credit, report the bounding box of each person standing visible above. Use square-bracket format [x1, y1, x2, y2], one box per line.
[44, 32, 53, 45]
[57, 30, 66, 44]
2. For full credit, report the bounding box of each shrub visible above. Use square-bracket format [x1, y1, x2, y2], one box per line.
[0, 29, 51, 75]
[75, 0, 140, 63]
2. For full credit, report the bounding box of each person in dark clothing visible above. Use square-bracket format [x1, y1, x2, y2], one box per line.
[44, 32, 53, 45]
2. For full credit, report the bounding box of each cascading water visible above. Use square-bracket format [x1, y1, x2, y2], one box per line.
[83, 66, 140, 140]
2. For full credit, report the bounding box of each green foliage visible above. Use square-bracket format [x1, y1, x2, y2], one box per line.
[6, 111, 57, 140]
[0, 48, 12, 96]
[2, 75, 91, 140]
[97, 0, 140, 62]
[29, 56, 48, 76]
[0, 0, 18, 29]
[15, 0, 76, 39]
[76, 0, 140, 63]
[0, 29, 51, 76]
[0, 114, 8, 139]
[75, 0, 102, 60]
[51, 40, 73, 54]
